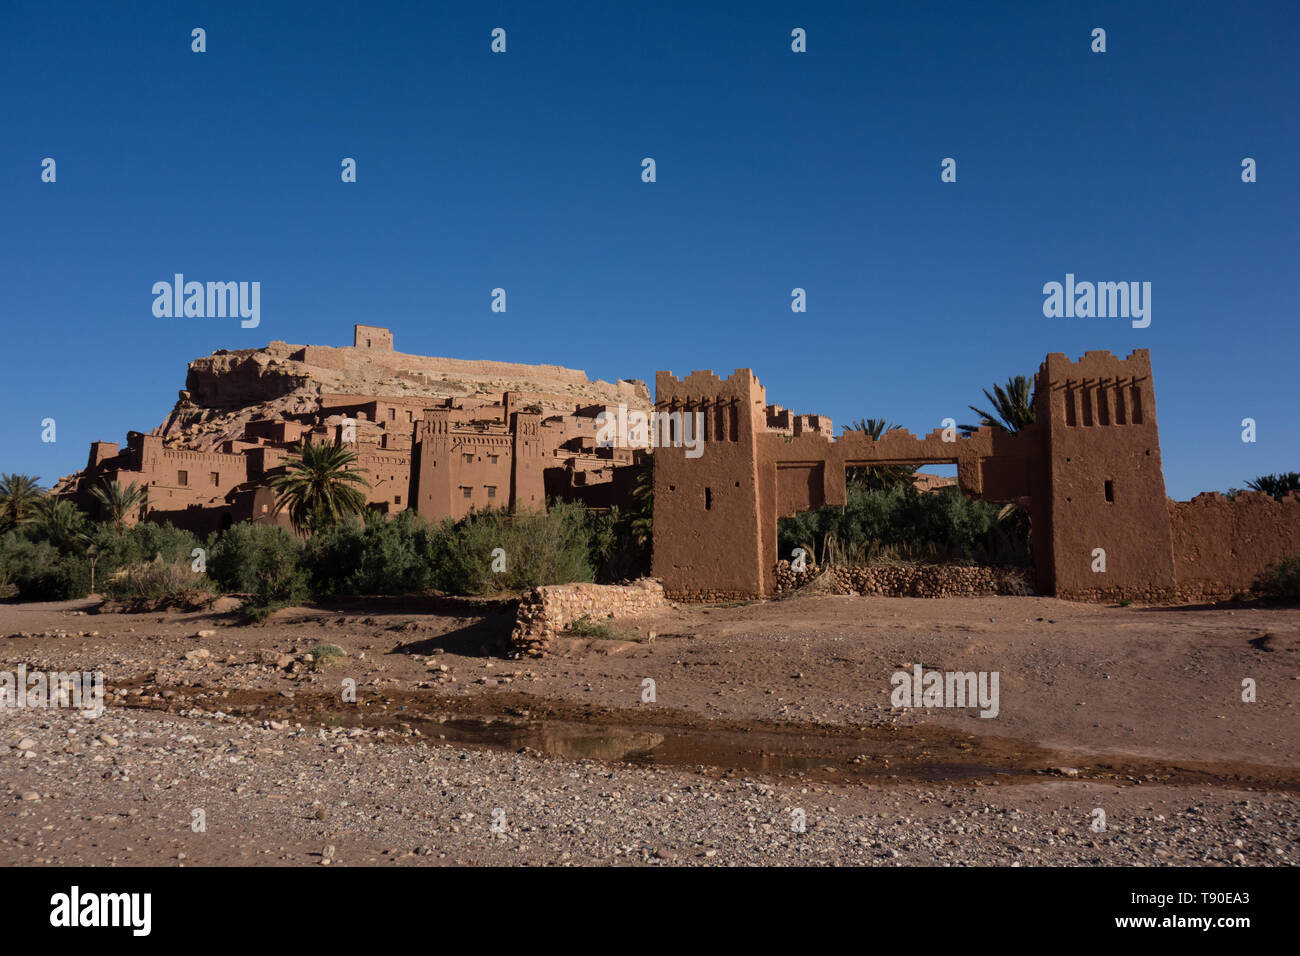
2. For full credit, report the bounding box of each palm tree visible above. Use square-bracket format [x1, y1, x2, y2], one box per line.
[0, 474, 43, 531]
[268, 439, 371, 534]
[30, 495, 88, 548]
[959, 375, 1037, 436]
[1246, 472, 1300, 501]
[90, 480, 149, 532]
[628, 462, 653, 547]
[845, 419, 920, 491]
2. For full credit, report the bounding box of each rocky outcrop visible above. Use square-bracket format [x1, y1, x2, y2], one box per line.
[184, 345, 319, 408]
[155, 337, 651, 453]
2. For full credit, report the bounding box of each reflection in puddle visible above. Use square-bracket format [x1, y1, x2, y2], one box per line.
[424, 715, 1016, 784]
[117, 679, 1300, 791]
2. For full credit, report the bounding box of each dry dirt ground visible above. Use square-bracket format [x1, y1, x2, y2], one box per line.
[2, 592, 1298, 866]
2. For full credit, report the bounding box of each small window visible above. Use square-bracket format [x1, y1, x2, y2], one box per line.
[705, 487, 712, 510]
[489, 454, 499, 464]
[463, 453, 474, 464]
[388, 408, 396, 420]
[177, 470, 188, 486]
[487, 486, 497, 499]
[210, 472, 220, 485]
[1104, 480, 1115, 503]
[461, 486, 472, 498]
[394, 495, 402, 505]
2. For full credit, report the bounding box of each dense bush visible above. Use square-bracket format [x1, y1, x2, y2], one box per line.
[103, 557, 213, 606]
[300, 503, 600, 597]
[205, 522, 308, 617]
[777, 483, 1030, 567]
[303, 510, 443, 597]
[207, 523, 303, 593]
[0, 498, 620, 604]
[0, 519, 203, 601]
[1253, 555, 1300, 601]
[86, 522, 200, 572]
[0, 533, 86, 600]
[451, 501, 594, 593]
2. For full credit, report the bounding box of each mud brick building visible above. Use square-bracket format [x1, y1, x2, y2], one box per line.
[58, 327, 648, 533]
[652, 349, 1300, 602]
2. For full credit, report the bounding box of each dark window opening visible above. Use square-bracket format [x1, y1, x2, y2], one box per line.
[1104, 480, 1115, 503]
[704, 487, 712, 511]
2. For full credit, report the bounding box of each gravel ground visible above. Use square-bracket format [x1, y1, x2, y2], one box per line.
[2, 704, 1296, 867]
[3, 595, 1298, 866]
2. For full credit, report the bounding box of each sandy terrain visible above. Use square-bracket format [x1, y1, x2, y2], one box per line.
[2, 592, 1297, 866]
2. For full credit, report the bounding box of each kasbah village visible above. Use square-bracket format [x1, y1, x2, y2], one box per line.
[2, 325, 1298, 866]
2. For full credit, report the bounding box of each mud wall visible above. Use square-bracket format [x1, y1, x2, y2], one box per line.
[1168, 492, 1300, 600]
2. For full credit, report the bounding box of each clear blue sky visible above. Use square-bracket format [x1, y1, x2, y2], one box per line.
[3, 0, 1297, 499]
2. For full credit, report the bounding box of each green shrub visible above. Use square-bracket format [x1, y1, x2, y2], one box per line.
[1253, 555, 1300, 601]
[207, 522, 308, 619]
[0, 518, 201, 603]
[564, 615, 614, 639]
[191, 501, 626, 603]
[85, 521, 201, 573]
[0, 533, 89, 601]
[103, 557, 213, 606]
[431, 503, 595, 594]
[207, 523, 303, 593]
[304, 511, 436, 596]
[495, 501, 593, 591]
[307, 643, 345, 669]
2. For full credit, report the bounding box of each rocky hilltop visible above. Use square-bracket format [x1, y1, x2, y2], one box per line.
[155, 338, 650, 453]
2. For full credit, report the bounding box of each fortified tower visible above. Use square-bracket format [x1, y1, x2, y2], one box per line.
[510, 408, 545, 513]
[652, 369, 771, 600]
[353, 324, 394, 350]
[1036, 349, 1176, 599]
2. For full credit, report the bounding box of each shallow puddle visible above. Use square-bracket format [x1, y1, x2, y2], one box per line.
[113, 678, 1300, 791]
